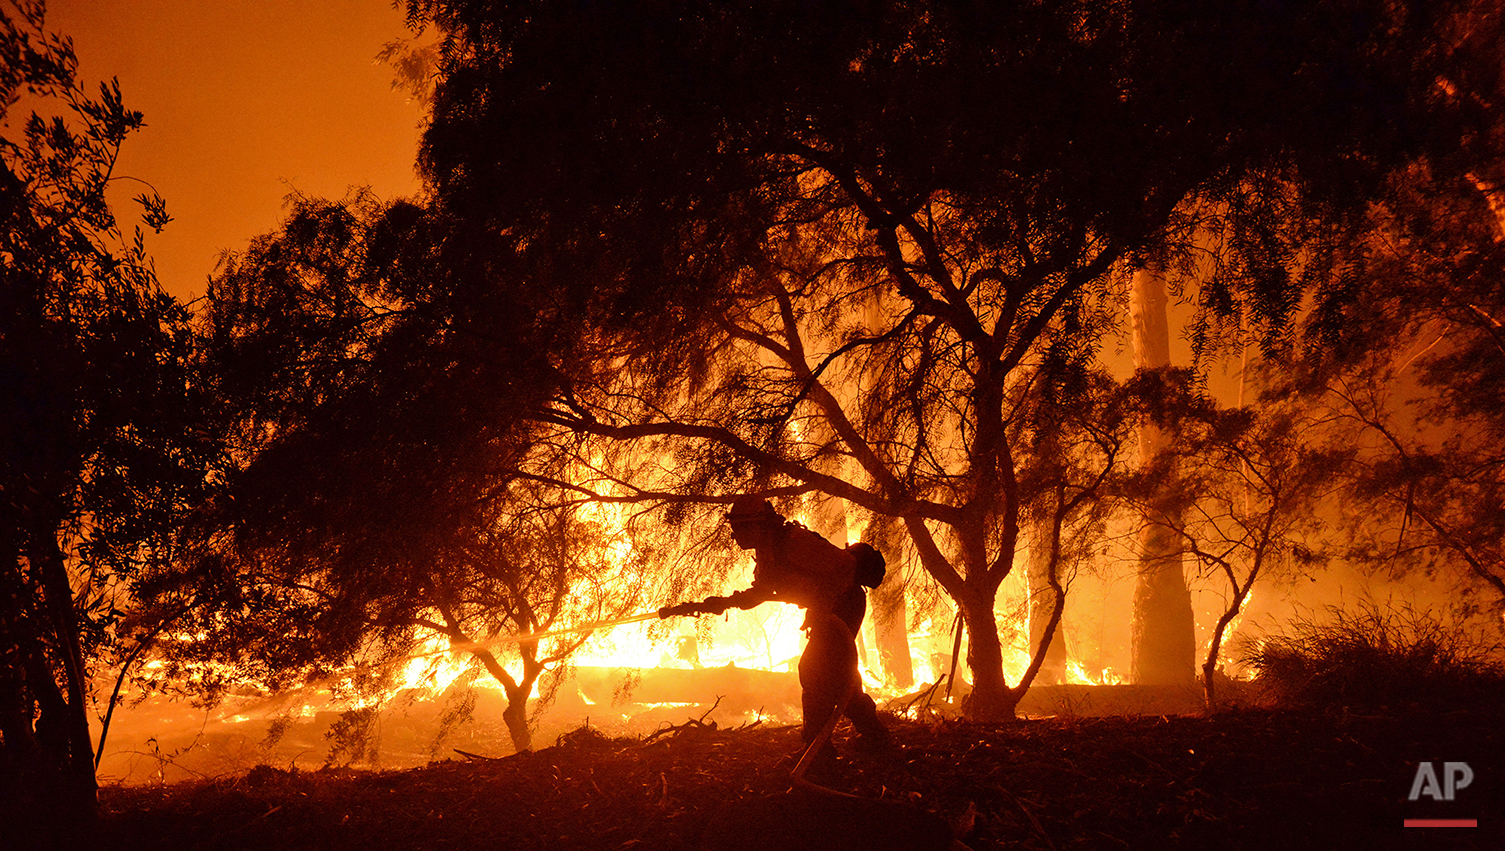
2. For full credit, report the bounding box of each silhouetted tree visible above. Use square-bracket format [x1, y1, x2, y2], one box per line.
[0, 4, 211, 845]
[188, 195, 649, 753]
[405, 0, 1492, 717]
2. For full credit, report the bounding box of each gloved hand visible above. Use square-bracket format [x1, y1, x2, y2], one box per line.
[658, 601, 703, 618]
[658, 597, 733, 618]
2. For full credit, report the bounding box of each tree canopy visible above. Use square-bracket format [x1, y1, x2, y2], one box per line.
[191, 192, 659, 752]
[397, 0, 1502, 717]
[8, 0, 1505, 835]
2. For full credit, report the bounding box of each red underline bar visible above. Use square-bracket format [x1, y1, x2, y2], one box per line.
[1403, 819, 1478, 828]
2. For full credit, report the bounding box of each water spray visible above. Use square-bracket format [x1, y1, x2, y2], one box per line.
[406, 609, 668, 661]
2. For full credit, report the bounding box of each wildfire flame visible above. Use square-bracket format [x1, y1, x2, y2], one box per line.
[97, 504, 1276, 787]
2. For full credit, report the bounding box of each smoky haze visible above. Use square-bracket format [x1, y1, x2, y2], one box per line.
[42, 0, 423, 300]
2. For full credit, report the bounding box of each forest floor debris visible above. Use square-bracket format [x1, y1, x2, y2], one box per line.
[100, 708, 1502, 850]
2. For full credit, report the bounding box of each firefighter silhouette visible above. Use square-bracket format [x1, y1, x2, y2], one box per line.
[661, 496, 891, 764]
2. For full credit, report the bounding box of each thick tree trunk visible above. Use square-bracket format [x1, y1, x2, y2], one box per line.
[870, 579, 913, 689]
[957, 591, 1018, 720]
[1128, 269, 1196, 685]
[2, 537, 99, 850]
[897, 498, 1017, 719]
[35, 542, 98, 817]
[501, 689, 533, 754]
[1130, 521, 1196, 685]
[851, 295, 917, 690]
[2, 645, 84, 851]
[474, 648, 536, 753]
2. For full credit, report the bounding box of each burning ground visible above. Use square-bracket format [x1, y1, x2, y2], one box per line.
[98, 706, 1502, 850]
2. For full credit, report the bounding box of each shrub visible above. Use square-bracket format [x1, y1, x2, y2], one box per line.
[1241, 601, 1505, 712]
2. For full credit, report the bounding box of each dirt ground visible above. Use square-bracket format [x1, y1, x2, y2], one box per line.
[98, 707, 1501, 850]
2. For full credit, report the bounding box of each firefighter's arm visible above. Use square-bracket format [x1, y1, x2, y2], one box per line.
[717, 586, 775, 612]
[658, 587, 773, 618]
[657, 600, 703, 618]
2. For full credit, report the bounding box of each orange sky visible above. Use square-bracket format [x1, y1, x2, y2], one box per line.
[43, 0, 427, 301]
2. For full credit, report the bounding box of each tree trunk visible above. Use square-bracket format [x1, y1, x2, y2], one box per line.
[501, 689, 534, 754]
[1128, 268, 1196, 685]
[897, 490, 1017, 719]
[1130, 521, 1196, 685]
[852, 295, 917, 691]
[1202, 609, 1235, 707]
[957, 590, 1019, 720]
[1203, 553, 1261, 707]
[871, 579, 913, 689]
[1026, 520, 1068, 685]
[5, 537, 100, 850]
[35, 546, 98, 788]
[1, 642, 82, 851]
[475, 648, 536, 753]
[1015, 533, 1069, 698]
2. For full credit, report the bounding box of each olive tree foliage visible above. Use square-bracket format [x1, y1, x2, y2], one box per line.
[187, 195, 652, 753]
[1, 1, 212, 843]
[405, 0, 1482, 718]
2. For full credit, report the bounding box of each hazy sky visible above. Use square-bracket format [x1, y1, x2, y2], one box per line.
[43, 0, 427, 301]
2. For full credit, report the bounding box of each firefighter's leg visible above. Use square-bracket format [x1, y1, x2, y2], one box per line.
[798, 636, 842, 745]
[845, 689, 894, 755]
[845, 690, 886, 736]
[797, 619, 857, 760]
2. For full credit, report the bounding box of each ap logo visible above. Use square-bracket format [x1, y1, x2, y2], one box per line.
[1408, 761, 1474, 801]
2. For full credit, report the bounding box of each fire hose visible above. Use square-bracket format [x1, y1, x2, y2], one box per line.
[508, 609, 667, 643]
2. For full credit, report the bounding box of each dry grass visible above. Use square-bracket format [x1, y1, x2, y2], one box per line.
[92, 706, 1503, 850]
